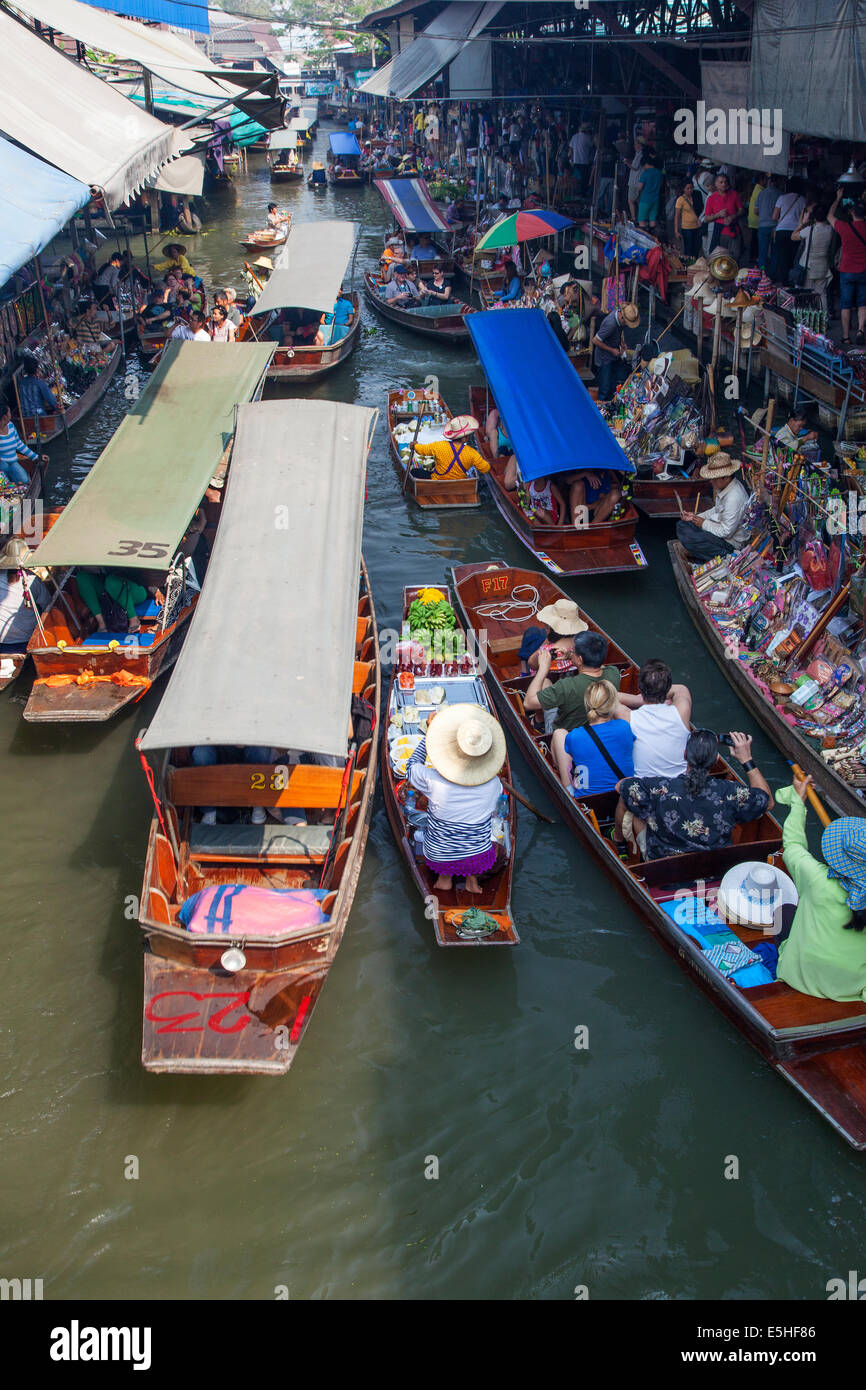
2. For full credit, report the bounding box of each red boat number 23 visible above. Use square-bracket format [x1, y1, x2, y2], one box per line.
[145, 990, 252, 1034]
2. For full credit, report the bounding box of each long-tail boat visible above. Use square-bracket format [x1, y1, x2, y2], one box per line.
[17, 341, 122, 447]
[467, 309, 647, 577]
[387, 387, 481, 508]
[0, 503, 63, 693]
[373, 177, 455, 277]
[21, 341, 275, 723]
[239, 223, 289, 252]
[364, 271, 473, 343]
[268, 124, 305, 182]
[237, 221, 360, 384]
[137, 398, 379, 1075]
[327, 132, 366, 186]
[453, 559, 866, 1149]
[380, 583, 518, 946]
[669, 537, 865, 820]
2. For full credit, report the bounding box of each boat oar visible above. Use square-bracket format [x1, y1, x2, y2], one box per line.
[790, 763, 832, 828]
[320, 742, 358, 889]
[401, 401, 425, 496]
[499, 778, 554, 824]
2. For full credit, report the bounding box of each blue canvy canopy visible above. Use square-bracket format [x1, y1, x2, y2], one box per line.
[468, 309, 634, 483]
[373, 176, 449, 233]
[329, 132, 362, 157]
[0, 138, 90, 289]
[81, 0, 209, 34]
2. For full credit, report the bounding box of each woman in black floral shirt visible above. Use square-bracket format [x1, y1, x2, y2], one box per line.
[617, 729, 773, 860]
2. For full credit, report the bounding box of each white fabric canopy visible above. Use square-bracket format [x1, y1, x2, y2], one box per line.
[0, 13, 183, 209]
[254, 221, 356, 315]
[360, 1, 502, 99]
[140, 399, 376, 758]
[149, 152, 205, 195]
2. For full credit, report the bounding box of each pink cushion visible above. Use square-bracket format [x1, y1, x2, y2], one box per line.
[179, 885, 329, 937]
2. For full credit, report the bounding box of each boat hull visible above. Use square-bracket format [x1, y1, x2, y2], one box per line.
[364, 273, 472, 342]
[19, 342, 122, 446]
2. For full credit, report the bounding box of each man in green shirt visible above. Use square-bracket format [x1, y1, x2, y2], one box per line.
[525, 629, 621, 732]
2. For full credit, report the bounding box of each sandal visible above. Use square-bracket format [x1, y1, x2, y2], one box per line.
[608, 829, 629, 857]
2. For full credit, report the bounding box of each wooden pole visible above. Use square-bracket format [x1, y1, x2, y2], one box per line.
[790, 763, 832, 827]
[759, 396, 775, 493]
[499, 778, 554, 824]
[33, 255, 73, 457]
[787, 582, 850, 670]
[544, 129, 550, 207]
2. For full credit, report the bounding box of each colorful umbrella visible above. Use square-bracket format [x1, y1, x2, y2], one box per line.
[474, 209, 573, 253]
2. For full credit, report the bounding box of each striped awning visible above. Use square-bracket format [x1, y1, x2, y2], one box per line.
[373, 176, 450, 234]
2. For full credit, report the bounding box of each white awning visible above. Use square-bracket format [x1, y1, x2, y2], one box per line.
[149, 152, 205, 196]
[11, 0, 264, 101]
[140, 399, 376, 758]
[360, 1, 502, 99]
[0, 13, 184, 209]
[254, 221, 356, 316]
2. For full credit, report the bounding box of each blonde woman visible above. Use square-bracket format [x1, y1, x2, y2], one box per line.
[552, 678, 634, 797]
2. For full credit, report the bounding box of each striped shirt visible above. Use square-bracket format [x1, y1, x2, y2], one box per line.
[412, 439, 490, 480]
[407, 736, 500, 863]
[0, 421, 38, 475]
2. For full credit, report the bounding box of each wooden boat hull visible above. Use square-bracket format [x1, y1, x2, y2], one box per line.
[138, 564, 381, 1074]
[455, 253, 505, 294]
[239, 230, 288, 251]
[19, 342, 122, 446]
[0, 650, 27, 693]
[631, 475, 714, 520]
[669, 538, 866, 820]
[0, 456, 42, 541]
[452, 560, 866, 1148]
[270, 167, 304, 183]
[329, 172, 366, 187]
[245, 293, 361, 383]
[387, 389, 480, 509]
[467, 386, 647, 577]
[364, 273, 472, 342]
[380, 583, 517, 946]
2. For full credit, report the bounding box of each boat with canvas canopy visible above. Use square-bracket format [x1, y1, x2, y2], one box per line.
[267, 123, 304, 182]
[468, 309, 647, 577]
[373, 176, 454, 277]
[21, 341, 275, 723]
[136, 398, 379, 1075]
[452, 560, 866, 1149]
[326, 132, 366, 186]
[237, 220, 360, 382]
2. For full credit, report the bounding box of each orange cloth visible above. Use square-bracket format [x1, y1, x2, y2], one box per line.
[35, 670, 150, 688]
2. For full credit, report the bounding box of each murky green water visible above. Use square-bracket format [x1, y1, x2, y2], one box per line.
[2, 130, 863, 1302]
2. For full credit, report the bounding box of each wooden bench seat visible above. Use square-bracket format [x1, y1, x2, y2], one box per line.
[168, 762, 362, 809]
[189, 821, 334, 860]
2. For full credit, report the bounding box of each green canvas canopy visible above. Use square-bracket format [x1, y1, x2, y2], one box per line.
[33, 341, 275, 570]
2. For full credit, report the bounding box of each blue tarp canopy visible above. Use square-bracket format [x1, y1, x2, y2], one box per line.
[468, 309, 634, 482]
[0, 138, 89, 289]
[81, 0, 209, 34]
[373, 176, 450, 233]
[329, 132, 362, 157]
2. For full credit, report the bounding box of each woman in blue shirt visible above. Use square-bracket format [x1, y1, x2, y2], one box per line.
[637, 155, 663, 229]
[552, 678, 634, 796]
[494, 259, 522, 303]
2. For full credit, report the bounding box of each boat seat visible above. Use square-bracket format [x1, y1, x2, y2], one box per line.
[79, 631, 157, 647]
[189, 822, 334, 860]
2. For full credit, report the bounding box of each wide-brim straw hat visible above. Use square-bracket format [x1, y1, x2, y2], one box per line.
[425, 702, 506, 787]
[253, 255, 274, 270]
[717, 861, 798, 927]
[0, 538, 35, 569]
[162, 243, 187, 256]
[536, 598, 588, 636]
[699, 451, 742, 480]
[740, 324, 764, 347]
[443, 414, 479, 440]
[619, 302, 640, 327]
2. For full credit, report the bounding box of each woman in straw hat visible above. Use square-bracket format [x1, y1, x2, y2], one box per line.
[154, 243, 195, 277]
[0, 538, 49, 650]
[411, 416, 491, 483]
[676, 452, 750, 562]
[406, 704, 506, 894]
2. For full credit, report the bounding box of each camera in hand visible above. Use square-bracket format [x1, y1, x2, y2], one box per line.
[718, 732, 735, 747]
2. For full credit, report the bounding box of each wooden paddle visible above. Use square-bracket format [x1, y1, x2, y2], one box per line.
[401, 400, 425, 495]
[790, 763, 832, 827]
[500, 778, 554, 824]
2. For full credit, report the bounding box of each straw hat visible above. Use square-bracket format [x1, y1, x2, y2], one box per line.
[619, 303, 640, 327]
[536, 598, 588, 636]
[443, 414, 479, 441]
[0, 538, 35, 569]
[425, 703, 506, 787]
[162, 243, 187, 256]
[717, 862, 798, 928]
[253, 255, 274, 270]
[739, 322, 764, 347]
[699, 451, 742, 480]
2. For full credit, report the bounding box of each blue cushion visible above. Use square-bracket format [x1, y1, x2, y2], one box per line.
[135, 598, 161, 617]
[79, 631, 157, 647]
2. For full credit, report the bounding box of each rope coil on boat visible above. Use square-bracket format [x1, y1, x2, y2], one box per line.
[473, 584, 540, 624]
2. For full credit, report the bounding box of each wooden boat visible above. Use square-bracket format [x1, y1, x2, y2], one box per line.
[455, 249, 506, 295]
[630, 470, 714, 520]
[329, 166, 366, 187]
[137, 398, 379, 1074]
[0, 504, 64, 692]
[239, 291, 361, 383]
[364, 271, 473, 343]
[136, 316, 172, 360]
[380, 583, 518, 946]
[0, 453, 43, 542]
[18, 341, 122, 447]
[239, 224, 289, 252]
[270, 161, 304, 183]
[21, 341, 275, 723]
[468, 386, 645, 576]
[387, 388, 480, 508]
[669, 538, 866, 819]
[373, 177, 455, 278]
[452, 559, 866, 1149]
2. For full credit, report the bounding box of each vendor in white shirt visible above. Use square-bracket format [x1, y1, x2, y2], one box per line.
[676, 452, 751, 562]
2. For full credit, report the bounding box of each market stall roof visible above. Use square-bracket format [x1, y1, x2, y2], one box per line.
[253, 221, 356, 317]
[83, 0, 209, 35]
[148, 152, 206, 196]
[373, 176, 449, 233]
[10, 0, 270, 101]
[33, 342, 275, 571]
[139, 399, 376, 758]
[360, 1, 502, 99]
[268, 125, 302, 152]
[468, 309, 634, 483]
[0, 13, 184, 210]
[0, 138, 90, 287]
[117, 81, 270, 147]
[328, 132, 362, 158]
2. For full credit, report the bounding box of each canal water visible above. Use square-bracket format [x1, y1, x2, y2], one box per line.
[2, 130, 863, 1302]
